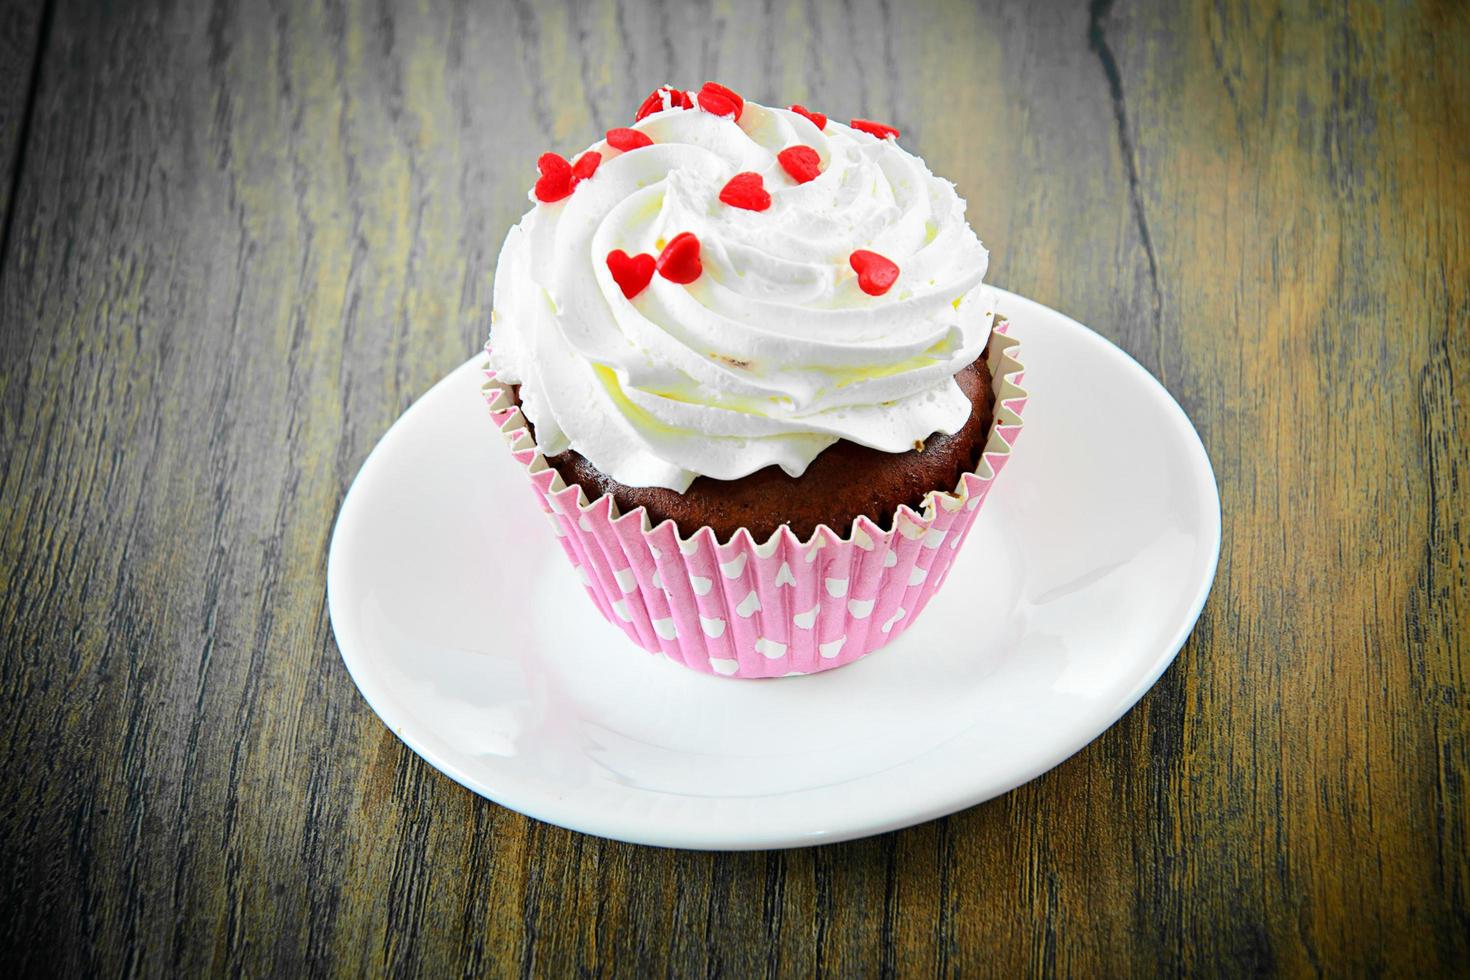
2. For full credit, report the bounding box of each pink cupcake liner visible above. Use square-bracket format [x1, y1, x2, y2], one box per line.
[482, 324, 1027, 678]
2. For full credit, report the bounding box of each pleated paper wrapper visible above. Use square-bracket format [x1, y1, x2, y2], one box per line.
[481, 324, 1027, 679]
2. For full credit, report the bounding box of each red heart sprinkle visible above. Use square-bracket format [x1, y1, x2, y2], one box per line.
[849, 249, 899, 295]
[635, 90, 662, 121]
[697, 81, 744, 120]
[719, 172, 771, 211]
[606, 128, 653, 151]
[606, 249, 656, 299]
[572, 150, 601, 182]
[656, 232, 702, 284]
[850, 118, 900, 140]
[789, 104, 827, 130]
[533, 152, 574, 203]
[777, 145, 821, 184]
[697, 89, 738, 119]
[635, 85, 691, 122]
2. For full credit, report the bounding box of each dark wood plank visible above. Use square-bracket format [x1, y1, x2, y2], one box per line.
[0, 0, 49, 258]
[0, 0, 1465, 975]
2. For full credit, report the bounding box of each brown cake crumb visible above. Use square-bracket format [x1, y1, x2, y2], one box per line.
[514, 353, 996, 543]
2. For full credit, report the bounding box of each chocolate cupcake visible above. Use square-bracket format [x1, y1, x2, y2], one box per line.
[483, 83, 1026, 678]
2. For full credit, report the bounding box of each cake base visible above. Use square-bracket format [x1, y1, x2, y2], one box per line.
[519, 348, 996, 542]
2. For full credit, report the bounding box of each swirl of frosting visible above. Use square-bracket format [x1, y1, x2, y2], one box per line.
[488, 96, 995, 492]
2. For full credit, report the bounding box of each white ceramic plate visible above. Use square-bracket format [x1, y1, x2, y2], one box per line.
[327, 289, 1220, 850]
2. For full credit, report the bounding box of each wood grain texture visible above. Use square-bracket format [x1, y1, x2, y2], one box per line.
[0, 0, 49, 254]
[1, 0, 1466, 975]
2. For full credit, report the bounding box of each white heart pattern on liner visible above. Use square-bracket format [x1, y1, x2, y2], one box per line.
[735, 591, 761, 618]
[753, 637, 787, 659]
[699, 615, 726, 638]
[774, 563, 796, 587]
[612, 600, 632, 622]
[825, 577, 849, 598]
[847, 598, 875, 619]
[613, 568, 637, 593]
[883, 549, 898, 568]
[907, 565, 928, 586]
[881, 607, 907, 633]
[720, 553, 748, 578]
[792, 605, 818, 630]
[709, 657, 739, 676]
[652, 617, 677, 640]
[690, 575, 712, 596]
[819, 636, 847, 658]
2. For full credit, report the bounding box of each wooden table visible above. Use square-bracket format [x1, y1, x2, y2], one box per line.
[2, 0, 1466, 974]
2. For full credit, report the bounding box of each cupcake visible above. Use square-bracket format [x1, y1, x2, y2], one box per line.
[484, 82, 1026, 678]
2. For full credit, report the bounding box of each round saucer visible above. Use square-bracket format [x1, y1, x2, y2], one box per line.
[327, 289, 1221, 849]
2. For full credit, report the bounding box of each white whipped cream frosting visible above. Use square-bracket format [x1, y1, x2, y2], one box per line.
[488, 97, 995, 492]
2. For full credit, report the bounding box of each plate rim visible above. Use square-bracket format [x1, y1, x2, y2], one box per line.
[326, 287, 1222, 850]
